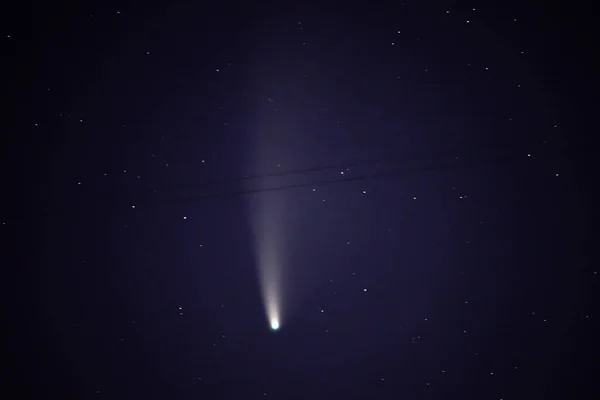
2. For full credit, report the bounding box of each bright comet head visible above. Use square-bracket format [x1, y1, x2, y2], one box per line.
[270, 318, 280, 331]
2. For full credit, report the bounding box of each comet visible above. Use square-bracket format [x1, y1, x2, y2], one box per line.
[249, 107, 289, 332]
[250, 191, 285, 332]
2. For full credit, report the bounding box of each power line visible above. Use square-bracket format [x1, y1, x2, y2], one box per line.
[127, 140, 562, 194]
[181, 146, 555, 203]
[54, 141, 569, 218]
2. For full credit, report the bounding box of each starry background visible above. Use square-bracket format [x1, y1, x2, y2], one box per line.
[5, 0, 598, 399]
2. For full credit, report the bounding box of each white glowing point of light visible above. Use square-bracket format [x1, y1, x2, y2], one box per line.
[270, 318, 280, 330]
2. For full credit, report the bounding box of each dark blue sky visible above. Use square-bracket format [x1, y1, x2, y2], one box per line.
[6, 0, 598, 399]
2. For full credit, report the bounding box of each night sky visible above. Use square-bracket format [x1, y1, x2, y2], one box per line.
[6, 0, 599, 399]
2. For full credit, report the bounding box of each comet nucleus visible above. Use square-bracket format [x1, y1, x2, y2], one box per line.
[270, 318, 280, 331]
